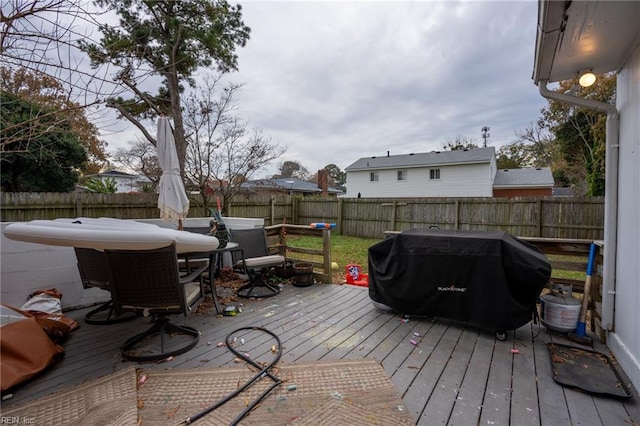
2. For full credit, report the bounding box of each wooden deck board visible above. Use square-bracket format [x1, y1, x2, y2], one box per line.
[1, 283, 638, 426]
[417, 327, 477, 425]
[510, 324, 541, 426]
[478, 332, 513, 425]
[449, 331, 494, 425]
[534, 323, 572, 426]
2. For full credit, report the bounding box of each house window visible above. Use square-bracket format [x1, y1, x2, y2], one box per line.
[429, 169, 440, 180]
[397, 170, 407, 181]
[370, 172, 379, 182]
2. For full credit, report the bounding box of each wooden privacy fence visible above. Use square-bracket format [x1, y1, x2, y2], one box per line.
[226, 195, 604, 239]
[1, 193, 603, 240]
[0, 192, 209, 222]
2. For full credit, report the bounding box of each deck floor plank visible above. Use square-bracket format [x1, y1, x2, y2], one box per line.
[533, 322, 572, 426]
[478, 332, 514, 426]
[417, 327, 478, 425]
[406, 324, 464, 423]
[449, 331, 495, 425]
[1, 282, 637, 426]
[341, 310, 401, 360]
[510, 324, 541, 426]
[389, 320, 448, 398]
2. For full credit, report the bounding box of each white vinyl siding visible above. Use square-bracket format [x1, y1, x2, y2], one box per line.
[609, 43, 640, 391]
[345, 163, 493, 197]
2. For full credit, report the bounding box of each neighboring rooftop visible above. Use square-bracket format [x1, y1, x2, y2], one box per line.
[240, 178, 343, 195]
[493, 167, 554, 188]
[345, 147, 496, 171]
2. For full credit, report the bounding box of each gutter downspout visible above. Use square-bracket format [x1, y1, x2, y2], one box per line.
[539, 81, 619, 332]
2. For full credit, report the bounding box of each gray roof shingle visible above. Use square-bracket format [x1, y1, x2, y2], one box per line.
[344, 147, 495, 171]
[493, 167, 554, 187]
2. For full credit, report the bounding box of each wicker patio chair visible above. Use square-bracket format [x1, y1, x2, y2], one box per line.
[229, 228, 285, 298]
[105, 243, 207, 362]
[74, 248, 138, 325]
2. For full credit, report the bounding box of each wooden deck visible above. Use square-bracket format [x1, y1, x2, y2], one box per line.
[3, 283, 638, 425]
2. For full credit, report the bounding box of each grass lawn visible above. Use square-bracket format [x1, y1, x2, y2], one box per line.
[286, 234, 586, 284]
[286, 234, 381, 282]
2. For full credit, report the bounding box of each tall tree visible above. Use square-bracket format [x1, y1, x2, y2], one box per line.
[496, 123, 558, 170]
[1, 67, 108, 174]
[182, 75, 285, 214]
[274, 161, 310, 180]
[111, 138, 162, 188]
[80, 0, 251, 177]
[442, 135, 478, 151]
[310, 164, 346, 191]
[539, 73, 616, 196]
[1, 91, 87, 191]
[1, 1, 117, 128]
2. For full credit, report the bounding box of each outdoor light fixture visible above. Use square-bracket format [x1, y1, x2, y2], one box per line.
[578, 69, 596, 87]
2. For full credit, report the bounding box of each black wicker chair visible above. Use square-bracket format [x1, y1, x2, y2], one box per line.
[229, 228, 285, 298]
[105, 243, 207, 362]
[74, 248, 138, 325]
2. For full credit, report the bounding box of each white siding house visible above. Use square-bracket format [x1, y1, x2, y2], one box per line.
[86, 170, 152, 193]
[344, 148, 496, 198]
[534, 1, 640, 390]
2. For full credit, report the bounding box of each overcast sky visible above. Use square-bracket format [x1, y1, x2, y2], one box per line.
[106, 0, 548, 178]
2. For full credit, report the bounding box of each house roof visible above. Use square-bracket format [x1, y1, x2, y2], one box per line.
[87, 169, 136, 178]
[493, 167, 554, 188]
[240, 178, 343, 195]
[345, 147, 495, 172]
[86, 170, 152, 183]
[533, 1, 640, 84]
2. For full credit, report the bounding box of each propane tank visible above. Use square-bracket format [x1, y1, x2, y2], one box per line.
[539, 283, 581, 333]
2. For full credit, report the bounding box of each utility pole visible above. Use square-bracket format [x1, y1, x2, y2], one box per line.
[481, 126, 490, 148]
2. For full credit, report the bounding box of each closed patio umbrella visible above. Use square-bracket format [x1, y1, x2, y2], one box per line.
[157, 116, 189, 229]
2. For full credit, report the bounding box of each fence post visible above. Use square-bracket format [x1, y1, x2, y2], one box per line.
[322, 228, 332, 282]
[455, 200, 460, 229]
[536, 199, 542, 237]
[291, 196, 299, 224]
[390, 200, 397, 231]
[336, 197, 343, 235]
[76, 193, 83, 217]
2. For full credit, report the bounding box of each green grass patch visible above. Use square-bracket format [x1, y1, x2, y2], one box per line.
[286, 235, 587, 283]
[286, 234, 381, 274]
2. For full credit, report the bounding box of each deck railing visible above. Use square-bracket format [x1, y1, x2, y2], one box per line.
[521, 237, 605, 342]
[264, 224, 333, 283]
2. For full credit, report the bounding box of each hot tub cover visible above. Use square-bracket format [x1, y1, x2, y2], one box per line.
[368, 229, 551, 331]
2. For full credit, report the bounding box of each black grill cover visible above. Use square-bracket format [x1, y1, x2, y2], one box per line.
[368, 229, 551, 331]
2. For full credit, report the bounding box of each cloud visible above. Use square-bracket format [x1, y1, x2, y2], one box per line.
[105, 0, 548, 178]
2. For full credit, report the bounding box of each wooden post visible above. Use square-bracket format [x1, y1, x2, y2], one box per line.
[271, 196, 275, 226]
[292, 196, 299, 224]
[322, 228, 332, 283]
[336, 197, 343, 235]
[76, 193, 83, 217]
[390, 200, 397, 231]
[536, 199, 542, 237]
[278, 223, 286, 257]
[454, 200, 460, 229]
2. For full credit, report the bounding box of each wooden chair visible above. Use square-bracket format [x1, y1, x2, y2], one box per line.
[229, 228, 285, 298]
[105, 243, 207, 362]
[74, 248, 138, 325]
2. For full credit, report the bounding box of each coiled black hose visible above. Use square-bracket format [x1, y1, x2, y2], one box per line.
[183, 326, 282, 425]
